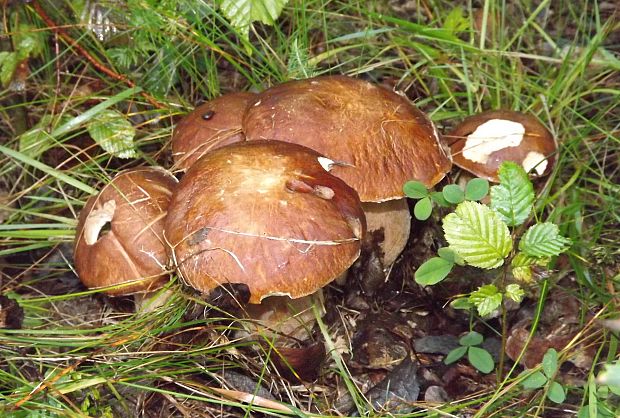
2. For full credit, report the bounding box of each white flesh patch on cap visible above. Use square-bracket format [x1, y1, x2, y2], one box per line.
[84, 200, 116, 245]
[522, 151, 548, 175]
[313, 185, 334, 200]
[462, 119, 525, 164]
[317, 156, 335, 172]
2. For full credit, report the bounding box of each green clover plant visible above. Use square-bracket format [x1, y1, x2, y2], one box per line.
[444, 331, 495, 374]
[519, 348, 566, 404]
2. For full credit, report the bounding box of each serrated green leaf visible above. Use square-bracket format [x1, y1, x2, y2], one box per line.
[505, 283, 525, 303]
[521, 371, 547, 389]
[87, 109, 137, 159]
[468, 346, 495, 373]
[542, 348, 558, 378]
[403, 180, 429, 199]
[465, 178, 489, 201]
[443, 201, 513, 269]
[444, 346, 467, 364]
[547, 381, 566, 404]
[414, 257, 454, 285]
[520, 222, 572, 257]
[511, 252, 550, 282]
[414, 197, 432, 220]
[490, 161, 535, 226]
[512, 264, 532, 282]
[443, 184, 465, 204]
[219, 0, 289, 40]
[0, 51, 18, 87]
[431, 191, 450, 207]
[469, 284, 503, 317]
[459, 331, 483, 346]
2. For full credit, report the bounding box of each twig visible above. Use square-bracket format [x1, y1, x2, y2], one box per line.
[30, 1, 167, 109]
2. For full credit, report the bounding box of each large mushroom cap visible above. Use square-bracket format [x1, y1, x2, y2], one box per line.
[165, 140, 365, 304]
[74, 167, 177, 295]
[243, 75, 451, 202]
[171, 92, 256, 172]
[447, 110, 557, 182]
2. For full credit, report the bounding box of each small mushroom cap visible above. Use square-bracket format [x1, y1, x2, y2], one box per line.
[243, 75, 451, 202]
[448, 110, 557, 182]
[165, 140, 366, 304]
[74, 167, 177, 295]
[171, 92, 256, 172]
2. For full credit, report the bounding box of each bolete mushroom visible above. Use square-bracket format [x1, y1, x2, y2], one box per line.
[447, 110, 557, 182]
[74, 167, 177, 296]
[164, 140, 365, 304]
[171, 92, 256, 172]
[242, 75, 451, 267]
[165, 140, 365, 380]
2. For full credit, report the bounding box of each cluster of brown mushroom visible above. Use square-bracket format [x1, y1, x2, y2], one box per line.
[73, 75, 558, 378]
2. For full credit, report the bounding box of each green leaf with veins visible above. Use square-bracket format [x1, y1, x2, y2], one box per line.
[520, 223, 572, 257]
[490, 161, 534, 226]
[443, 201, 512, 268]
[505, 284, 525, 303]
[469, 284, 502, 317]
[511, 252, 550, 282]
[87, 109, 137, 159]
[219, 0, 289, 40]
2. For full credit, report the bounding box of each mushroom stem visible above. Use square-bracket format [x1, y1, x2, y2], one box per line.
[237, 291, 325, 342]
[361, 198, 411, 268]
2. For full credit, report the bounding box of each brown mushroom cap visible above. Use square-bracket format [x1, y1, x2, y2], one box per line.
[74, 167, 177, 295]
[447, 110, 557, 182]
[171, 92, 256, 172]
[242, 75, 451, 202]
[165, 140, 365, 304]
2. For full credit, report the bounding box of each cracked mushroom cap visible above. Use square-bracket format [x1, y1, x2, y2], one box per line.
[447, 110, 557, 182]
[74, 167, 177, 295]
[165, 140, 365, 304]
[242, 75, 452, 202]
[171, 92, 256, 172]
